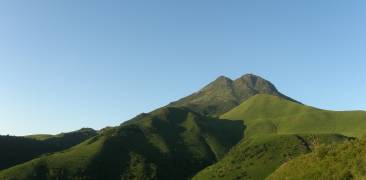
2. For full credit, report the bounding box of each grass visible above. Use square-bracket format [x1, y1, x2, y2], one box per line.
[193, 134, 350, 180]
[267, 136, 366, 180]
[221, 94, 366, 138]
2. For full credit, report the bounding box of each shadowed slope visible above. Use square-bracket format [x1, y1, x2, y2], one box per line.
[0, 107, 244, 180]
[0, 128, 97, 170]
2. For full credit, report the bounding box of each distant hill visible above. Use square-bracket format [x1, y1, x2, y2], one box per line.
[0, 128, 97, 170]
[0, 107, 244, 180]
[26, 134, 54, 141]
[38, 128, 98, 149]
[169, 74, 298, 116]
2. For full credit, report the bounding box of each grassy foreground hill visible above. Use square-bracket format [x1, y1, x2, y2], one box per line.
[193, 94, 366, 180]
[267, 136, 366, 180]
[0, 128, 97, 171]
[0, 107, 244, 180]
[193, 134, 350, 180]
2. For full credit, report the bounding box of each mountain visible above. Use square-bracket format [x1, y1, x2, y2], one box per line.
[267, 136, 366, 180]
[0, 128, 97, 171]
[169, 74, 298, 116]
[1, 73, 366, 180]
[0, 107, 244, 180]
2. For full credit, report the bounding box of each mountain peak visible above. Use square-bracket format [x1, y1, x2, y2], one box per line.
[234, 73, 278, 93]
[192, 75, 234, 94]
[214, 74, 267, 84]
[216, 75, 232, 81]
[206, 75, 233, 85]
[169, 73, 300, 116]
[236, 73, 263, 81]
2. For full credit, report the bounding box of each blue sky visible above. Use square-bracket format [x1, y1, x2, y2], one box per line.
[0, 0, 365, 135]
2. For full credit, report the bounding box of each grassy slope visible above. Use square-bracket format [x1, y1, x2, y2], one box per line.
[0, 128, 97, 171]
[221, 94, 366, 138]
[268, 137, 366, 180]
[193, 134, 350, 180]
[0, 107, 244, 180]
[194, 94, 366, 180]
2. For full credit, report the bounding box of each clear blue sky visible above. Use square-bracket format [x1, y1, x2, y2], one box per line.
[0, 0, 365, 135]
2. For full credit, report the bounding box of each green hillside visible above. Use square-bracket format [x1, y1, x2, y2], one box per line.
[169, 74, 297, 116]
[268, 136, 366, 180]
[0, 107, 244, 180]
[0, 128, 97, 171]
[222, 94, 366, 138]
[193, 94, 366, 180]
[193, 134, 350, 180]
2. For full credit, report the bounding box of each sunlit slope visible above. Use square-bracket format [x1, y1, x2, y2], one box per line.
[0, 107, 244, 180]
[267, 137, 366, 180]
[221, 94, 366, 138]
[193, 134, 350, 180]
